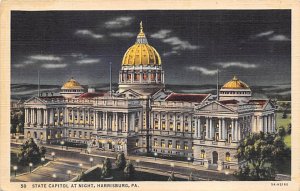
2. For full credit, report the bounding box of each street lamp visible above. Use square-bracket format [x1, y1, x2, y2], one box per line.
[154, 152, 158, 160]
[51, 152, 55, 161]
[60, 141, 65, 150]
[170, 162, 175, 171]
[79, 163, 83, 172]
[187, 157, 191, 166]
[29, 162, 33, 173]
[52, 173, 57, 179]
[89, 157, 94, 167]
[41, 157, 45, 166]
[67, 170, 72, 179]
[135, 159, 140, 167]
[13, 166, 18, 177]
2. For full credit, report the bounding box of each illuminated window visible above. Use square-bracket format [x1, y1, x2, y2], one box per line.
[154, 138, 158, 147]
[200, 150, 205, 158]
[185, 122, 189, 132]
[177, 122, 181, 131]
[162, 121, 166, 130]
[154, 121, 159, 129]
[79, 131, 82, 138]
[135, 139, 138, 147]
[168, 140, 172, 148]
[176, 141, 180, 149]
[184, 141, 188, 150]
[161, 139, 165, 148]
[169, 122, 174, 131]
[226, 152, 231, 162]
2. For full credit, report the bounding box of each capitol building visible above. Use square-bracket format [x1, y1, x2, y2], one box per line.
[23, 22, 276, 171]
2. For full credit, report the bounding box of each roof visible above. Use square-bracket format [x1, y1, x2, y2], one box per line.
[165, 93, 209, 103]
[222, 76, 250, 89]
[61, 78, 84, 89]
[219, 99, 239, 105]
[248, 99, 268, 107]
[78, 92, 104, 99]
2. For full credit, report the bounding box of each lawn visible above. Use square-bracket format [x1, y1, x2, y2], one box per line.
[10, 152, 49, 176]
[276, 111, 291, 149]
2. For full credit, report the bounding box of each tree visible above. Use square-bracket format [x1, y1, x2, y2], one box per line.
[235, 132, 290, 180]
[102, 158, 112, 178]
[115, 152, 126, 170]
[168, 171, 175, 181]
[18, 138, 46, 165]
[124, 160, 135, 180]
[287, 123, 291, 135]
[277, 126, 286, 138]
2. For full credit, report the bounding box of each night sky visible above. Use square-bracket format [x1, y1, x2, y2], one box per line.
[11, 10, 291, 86]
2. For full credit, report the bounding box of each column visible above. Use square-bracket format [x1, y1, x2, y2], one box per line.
[259, 116, 263, 132]
[269, 114, 272, 132]
[87, 110, 90, 127]
[103, 112, 106, 130]
[105, 112, 108, 130]
[231, 119, 234, 141]
[46, 109, 49, 125]
[83, 109, 86, 126]
[72, 109, 74, 126]
[181, 113, 184, 132]
[94, 112, 96, 129]
[235, 119, 238, 141]
[205, 117, 209, 139]
[222, 118, 225, 140]
[158, 112, 161, 131]
[218, 118, 221, 140]
[173, 112, 176, 132]
[198, 118, 202, 138]
[95, 111, 99, 130]
[57, 108, 60, 126]
[112, 113, 116, 131]
[194, 117, 198, 137]
[24, 108, 27, 124]
[126, 113, 129, 132]
[77, 109, 80, 125]
[123, 113, 126, 132]
[209, 117, 213, 139]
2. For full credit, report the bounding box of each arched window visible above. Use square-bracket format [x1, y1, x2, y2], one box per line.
[200, 150, 205, 158]
[225, 152, 231, 161]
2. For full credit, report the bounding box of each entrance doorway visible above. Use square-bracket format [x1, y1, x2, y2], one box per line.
[212, 151, 218, 164]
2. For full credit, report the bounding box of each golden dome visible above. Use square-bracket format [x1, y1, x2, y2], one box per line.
[122, 21, 161, 66]
[222, 76, 250, 89]
[62, 78, 83, 89]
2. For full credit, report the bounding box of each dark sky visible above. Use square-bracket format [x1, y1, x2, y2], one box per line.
[11, 10, 291, 86]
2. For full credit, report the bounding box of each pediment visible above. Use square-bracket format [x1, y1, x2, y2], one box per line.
[24, 97, 47, 105]
[118, 89, 142, 98]
[264, 101, 274, 110]
[195, 101, 236, 113]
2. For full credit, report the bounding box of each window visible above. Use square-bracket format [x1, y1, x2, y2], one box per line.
[226, 152, 231, 162]
[84, 132, 87, 139]
[161, 139, 165, 148]
[169, 122, 174, 131]
[200, 150, 205, 158]
[176, 141, 180, 149]
[185, 122, 189, 132]
[162, 121, 166, 130]
[154, 138, 158, 147]
[177, 122, 181, 131]
[135, 139, 138, 147]
[168, 140, 172, 148]
[184, 141, 188, 150]
[154, 121, 159, 129]
[79, 131, 82, 138]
